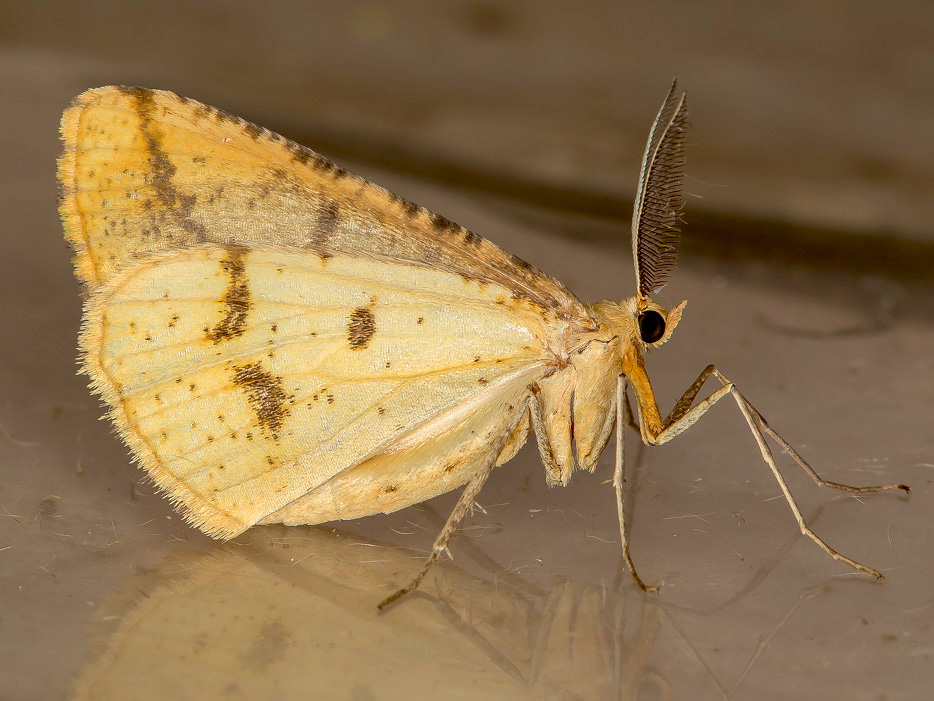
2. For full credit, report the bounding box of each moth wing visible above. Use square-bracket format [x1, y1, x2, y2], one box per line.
[81, 244, 552, 538]
[59, 86, 588, 325]
[264, 378, 534, 525]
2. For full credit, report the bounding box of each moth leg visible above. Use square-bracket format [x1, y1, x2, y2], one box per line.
[528, 384, 561, 482]
[727, 378, 910, 496]
[615, 375, 658, 592]
[639, 366, 908, 580]
[655, 367, 909, 495]
[713, 372, 905, 579]
[663, 364, 717, 425]
[378, 401, 530, 610]
[622, 385, 641, 433]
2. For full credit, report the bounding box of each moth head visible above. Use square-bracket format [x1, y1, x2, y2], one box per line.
[588, 297, 686, 354]
[621, 81, 689, 353]
[634, 297, 686, 351]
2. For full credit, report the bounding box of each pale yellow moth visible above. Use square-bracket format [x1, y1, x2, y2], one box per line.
[58, 82, 908, 607]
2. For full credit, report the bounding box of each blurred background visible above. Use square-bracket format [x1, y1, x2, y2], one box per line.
[1, 2, 932, 700]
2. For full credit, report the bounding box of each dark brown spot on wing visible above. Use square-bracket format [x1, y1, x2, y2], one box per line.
[287, 141, 311, 165]
[508, 251, 536, 272]
[206, 245, 251, 343]
[430, 213, 458, 233]
[347, 306, 376, 350]
[428, 213, 484, 248]
[242, 122, 263, 140]
[307, 198, 341, 256]
[231, 362, 293, 440]
[388, 192, 421, 217]
[288, 142, 349, 179]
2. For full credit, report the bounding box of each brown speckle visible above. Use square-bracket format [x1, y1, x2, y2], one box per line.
[243, 122, 263, 140]
[430, 213, 459, 234]
[387, 191, 421, 218]
[288, 142, 311, 165]
[347, 306, 376, 350]
[509, 252, 535, 272]
[232, 362, 294, 440]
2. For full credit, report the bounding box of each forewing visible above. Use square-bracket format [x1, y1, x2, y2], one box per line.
[81, 244, 552, 538]
[59, 86, 588, 324]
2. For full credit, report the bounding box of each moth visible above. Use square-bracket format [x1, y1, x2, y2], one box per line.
[58, 82, 908, 608]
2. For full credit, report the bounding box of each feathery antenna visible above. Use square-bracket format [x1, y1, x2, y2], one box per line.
[631, 80, 689, 298]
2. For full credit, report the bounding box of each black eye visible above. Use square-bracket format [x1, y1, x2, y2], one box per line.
[639, 310, 665, 343]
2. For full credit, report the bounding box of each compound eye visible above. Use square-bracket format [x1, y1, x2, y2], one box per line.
[638, 310, 666, 343]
